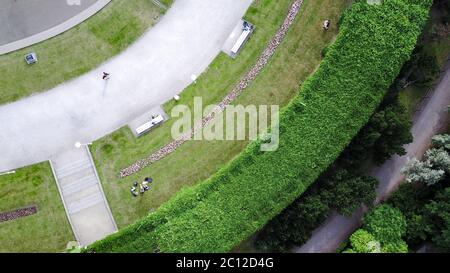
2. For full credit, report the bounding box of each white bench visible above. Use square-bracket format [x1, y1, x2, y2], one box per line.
[231, 28, 252, 56]
[135, 115, 164, 137]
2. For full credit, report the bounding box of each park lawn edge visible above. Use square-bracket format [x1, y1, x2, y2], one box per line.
[86, 0, 431, 253]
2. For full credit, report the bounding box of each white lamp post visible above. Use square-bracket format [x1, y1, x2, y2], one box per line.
[191, 74, 197, 84]
[75, 142, 92, 149]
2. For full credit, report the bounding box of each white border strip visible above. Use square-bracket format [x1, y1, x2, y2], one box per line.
[0, 0, 112, 55]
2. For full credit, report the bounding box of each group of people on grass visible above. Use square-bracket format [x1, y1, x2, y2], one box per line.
[130, 177, 153, 197]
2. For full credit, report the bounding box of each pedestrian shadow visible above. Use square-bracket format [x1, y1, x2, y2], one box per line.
[102, 79, 110, 98]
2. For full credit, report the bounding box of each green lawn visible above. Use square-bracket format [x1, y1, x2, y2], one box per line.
[0, 163, 74, 253]
[0, 0, 170, 105]
[91, 0, 353, 228]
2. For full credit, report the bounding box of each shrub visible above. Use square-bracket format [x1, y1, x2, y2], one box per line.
[363, 204, 407, 244]
[348, 229, 380, 253]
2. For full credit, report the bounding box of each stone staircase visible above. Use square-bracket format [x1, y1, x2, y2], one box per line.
[51, 147, 117, 246]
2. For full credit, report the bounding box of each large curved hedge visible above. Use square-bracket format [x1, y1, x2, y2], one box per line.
[87, 0, 431, 253]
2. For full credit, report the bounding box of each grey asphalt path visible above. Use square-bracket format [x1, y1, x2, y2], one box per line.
[294, 60, 450, 253]
[50, 146, 117, 246]
[0, 0, 253, 172]
[0, 0, 108, 54]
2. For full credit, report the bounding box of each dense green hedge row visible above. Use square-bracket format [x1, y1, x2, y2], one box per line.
[87, 0, 431, 252]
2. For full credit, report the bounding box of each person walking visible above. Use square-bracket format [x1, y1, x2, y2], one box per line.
[102, 72, 110, 80]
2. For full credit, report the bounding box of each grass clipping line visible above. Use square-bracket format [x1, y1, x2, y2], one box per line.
[119, 0, 304, 178]
[88, 0, 432, 253]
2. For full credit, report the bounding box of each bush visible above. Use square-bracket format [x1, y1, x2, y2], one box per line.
[363, 204, 407, 244]
[348, 229, 380, 253]
[87, 0, 431, 253]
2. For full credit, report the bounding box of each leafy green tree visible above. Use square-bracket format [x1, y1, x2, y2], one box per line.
[387, 183, 434, 247]
[343, 103, 412, 166]
[399, 47, 440, 88]
[425, 188, 450, 251]
[255, 195, 329, 252]
[348, 229, 381, 253]
[381, 240, 409, 253]
[324, 173, 377, 216]
[363, 204, 407, 244]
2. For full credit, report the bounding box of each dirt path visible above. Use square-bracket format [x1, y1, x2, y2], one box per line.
[294, 58, 450, 253]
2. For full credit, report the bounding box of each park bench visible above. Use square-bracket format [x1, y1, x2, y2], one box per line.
[135, 114, 165, 137]
[230, 21, 254, 57]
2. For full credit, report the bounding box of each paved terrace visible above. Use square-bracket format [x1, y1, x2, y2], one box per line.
[0, 0, 254, 172]
[0, 0, 111, 54]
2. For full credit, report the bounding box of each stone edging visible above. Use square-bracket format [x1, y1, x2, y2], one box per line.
[0, 0, 112, 55]
[120, 0, 304, 178]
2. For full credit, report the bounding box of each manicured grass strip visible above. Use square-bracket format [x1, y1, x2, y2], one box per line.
[0, 163, 74, 253]
[0, 0, 170, 105]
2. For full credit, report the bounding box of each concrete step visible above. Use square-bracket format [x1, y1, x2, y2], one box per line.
[53, 158, 89, 172]
[61, 175, 99, 196]
[50, 146, 117, 246]
[55, 160, 92, 179]
[66, 191, 104, 214]
[57, 167, 95, 187]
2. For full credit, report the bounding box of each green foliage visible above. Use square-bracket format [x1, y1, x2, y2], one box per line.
[388, 183, 435, 246]
[255, 195, 329, 252]
[408, 50, 440, 86]
[425, 188, 450, 251]
[345, 205, 409, 253]
[255, 169, 377, 251]
[381, 240, 409, 253]
[326, 173, 378, 216]
[345, 102, 412, 165]
[348, 229, 380, 253]
[363, 204, 407, 244]
[87, 0, 431, 253]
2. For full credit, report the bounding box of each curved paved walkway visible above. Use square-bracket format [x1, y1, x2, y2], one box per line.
[294, 59, 450, 253]
[0, 0, 253, 173]
[0, 0, 111, 55]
